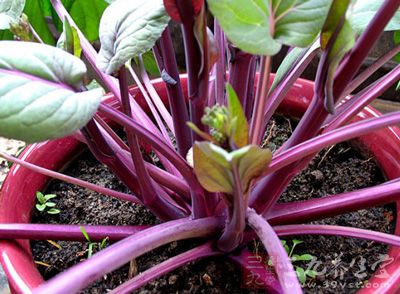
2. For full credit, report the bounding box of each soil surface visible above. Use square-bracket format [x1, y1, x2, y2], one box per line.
[31, 116, 396, 294]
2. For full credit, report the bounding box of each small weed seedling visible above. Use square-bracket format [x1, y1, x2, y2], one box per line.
[80, 226, 108, 259]
[35, 192, 60, 215]
[269, 239, 317, 284]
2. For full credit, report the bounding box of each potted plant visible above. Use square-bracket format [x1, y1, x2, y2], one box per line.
[1, 0, 400, 293]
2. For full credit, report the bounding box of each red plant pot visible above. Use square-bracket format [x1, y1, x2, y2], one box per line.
[1, 75, 400, 293]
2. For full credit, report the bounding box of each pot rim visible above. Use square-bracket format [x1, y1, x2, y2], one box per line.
[1, 74, 399, 294]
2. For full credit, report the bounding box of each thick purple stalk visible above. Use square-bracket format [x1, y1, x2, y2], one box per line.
[247, 208, 302, 293]
[214, 21, 226, 105]
[33, 217, 223, 294]
[250, 56, 272, 145]
[342, 44, 400, 97]
[217, 165, 246, 252]
[109, 242, 221, 294]
[263, 43, 319, 127]
[157, 28, 192, 157]
[228, 249, 283, 294]
[274, 224, 400, 247]
[228, 47, 256, 113]
[0, 150, 139, 203]
[119, 67, 185, 220]
[326, 65, 400, 131]
[333, 0, 400, 100]
[268, 111, 400, 175]
[267, 179, 400, 224]
[0, 224, 147, 242]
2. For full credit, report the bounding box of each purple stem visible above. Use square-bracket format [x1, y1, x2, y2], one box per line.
[214, 21, 226, 105]
[217, 165, 246, 252]
[33, 217, 223, 294]
[247, 208, 302, 293]
[0, 224, 147, 242]
[267, 179, 400, 224]
[274, 224, 400, 247]
[342, 44, 400, 97]
[157, 28, 192, 157]
[268, 111, 400, 175]
[109, 242, 221, 294]
[119, 67, 185, 220]
[0, 150, 139, 203]
[333, 0, 400, 100]
[326, 65, 400, 131]
[228, 47, 256, 115]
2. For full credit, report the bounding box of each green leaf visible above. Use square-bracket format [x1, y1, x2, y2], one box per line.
[349, 0, 400, 33]
[0, 29, 13, 40]
[36, 191, 45, 204]
[394, 31, 400, 63]
[57, 18, 82, 58]
[87, 242, 94, 258]
[80, 226, 91, 242]
[231, 145, 272, 193]
[207, 0, 331, 56]
[47, 208, 60, 214]
[35, 203, 46, 211]
[24, 0, 55, 44]
[269, 47, 306, 95]
[296, 267, 307, 284]
[226, 84, 248, 148]
[0, 0, 25, 30]
[0, 41, 103, 142]
[45, 202, 56, 207]
[305, 269, 318, 278]
[97, 0, 170, 74]
[292, 254, 314, 261]
[44, 194, 57, 201]
[193, 142, 233, 194]
[292, 239, 304, 246]
[140, 50, 160, 77]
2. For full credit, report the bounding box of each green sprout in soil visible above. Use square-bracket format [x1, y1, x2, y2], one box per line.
[35, 191, 60, 215]
[268, 239, 318, 284]
[80, 226, 108, 259]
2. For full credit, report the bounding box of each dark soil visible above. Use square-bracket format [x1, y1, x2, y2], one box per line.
[31, 115, 396, 294]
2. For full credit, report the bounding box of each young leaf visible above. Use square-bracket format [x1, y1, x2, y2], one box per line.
[349, 0, 400, 33]
[36, 191, 45, 204]
[0, 0, 25, 30]
[97, 0, 170, 74]
[87, 242, 94, 258]
[35, 203, 46, 211]
[47, 208, 60, 214]
[231, 145, 272, 193]
[226, 84, 248, 148]
[80, 226, 91, 242]
[44, 194, 57, 201]
[207, 0, 331, 56]
[292, 239, 304, 246]
[295, 254, 314, 261]
[45, 202, 56, 207]
[296, 267, 307, 284]
[57, 18, 82, 58]
[193, 142, 233, 194]
[305, 269, 318, 278]
[0, 41, 103, 142]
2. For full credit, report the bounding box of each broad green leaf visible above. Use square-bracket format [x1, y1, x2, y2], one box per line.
[141, 50, 160, 77]
[193, 142, 233, 194]
[269, 47, 306, 94]
[207, 0, 331, 56]
[97, 0, 170, 74]
[57, 18, 82, 58]
[231, 145, 272, 193]
[296, 267, 307, 284]
[349, 0, 400, 33]
[24, 0, 55, 44]
[0, 29, 13, 40]
[0, 41, 103, 142]
[226, 84, 248, 148]
[0, 0, 25, 30]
